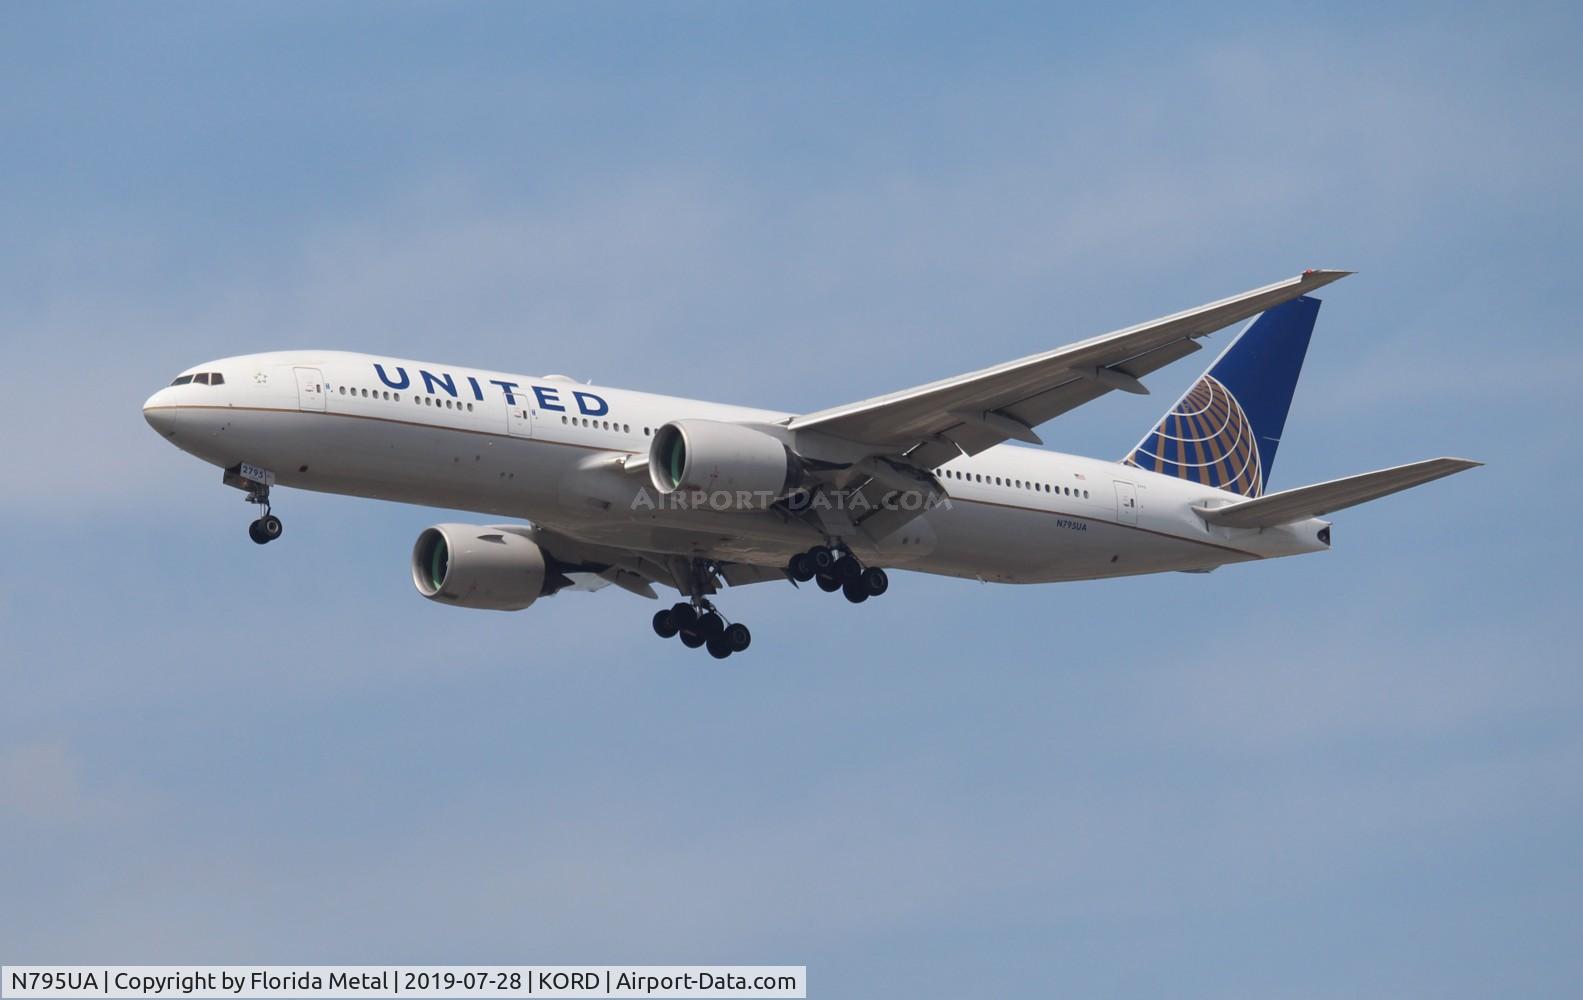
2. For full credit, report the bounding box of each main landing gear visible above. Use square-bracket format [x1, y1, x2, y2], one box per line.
[786, 545, 889, 604]
[652, 600, 752, 660]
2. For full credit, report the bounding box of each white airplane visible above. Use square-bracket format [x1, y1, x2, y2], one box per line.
[143, 269, 1477, 658]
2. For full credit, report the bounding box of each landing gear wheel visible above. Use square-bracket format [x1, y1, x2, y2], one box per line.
[706, 635, 733, 659]
[652, 609, 679, 638]
[679, 629, 706, 649]
[248, 519, 267, 545]
[808, 546, 835, 573]
[815, 573, 842, 593]
[696, 611, 725, 640]
[788, 552, 816, 582]
[842, 578, 869, 604]
[862, 567, 889, 597]
[259, 514, 283, 542]
[725, 622, 751, 652]
[669, 603, 698, 630]
[833, 555, 863, 583]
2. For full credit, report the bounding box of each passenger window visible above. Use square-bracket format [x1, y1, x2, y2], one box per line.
[467, 403, 473, 411]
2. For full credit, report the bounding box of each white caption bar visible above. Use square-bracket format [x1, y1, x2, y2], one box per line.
[0, 967, 806, 999]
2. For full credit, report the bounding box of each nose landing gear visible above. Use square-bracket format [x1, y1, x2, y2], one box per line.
[224, 463, 284, 545]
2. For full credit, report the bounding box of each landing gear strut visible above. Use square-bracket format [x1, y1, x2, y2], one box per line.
[788, 543, 889, 604]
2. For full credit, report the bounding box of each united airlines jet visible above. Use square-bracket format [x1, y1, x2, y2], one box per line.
[143, 270, 1477, 658]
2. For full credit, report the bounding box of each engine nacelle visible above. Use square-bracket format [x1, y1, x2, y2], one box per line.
[648, 419, 796, 510]
[411, 524, 548, 611]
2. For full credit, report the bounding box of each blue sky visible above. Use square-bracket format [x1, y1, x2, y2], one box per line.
[2, 3, 1580, 996]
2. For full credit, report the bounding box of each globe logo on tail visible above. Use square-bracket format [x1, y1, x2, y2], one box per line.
[1124, 374, 1263, 497]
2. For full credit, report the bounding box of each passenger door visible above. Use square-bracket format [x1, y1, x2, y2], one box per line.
[293, 367, 326, 411]
[507, 399, 533, 437]
[1114, 480, 1138, 525]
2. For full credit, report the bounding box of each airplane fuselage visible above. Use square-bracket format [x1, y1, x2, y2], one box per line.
[142, 351, 1329, 585]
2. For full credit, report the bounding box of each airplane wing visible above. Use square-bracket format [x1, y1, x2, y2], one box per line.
[789, 269, 1352, 470]
[509, 523, 792, 597]
[1193, 458, 1482, 529]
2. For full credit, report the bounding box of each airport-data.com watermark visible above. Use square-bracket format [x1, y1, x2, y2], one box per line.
[630, 486, 949, 513]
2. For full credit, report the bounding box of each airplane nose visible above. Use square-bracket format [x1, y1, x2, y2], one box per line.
[143, 391, 178, 437]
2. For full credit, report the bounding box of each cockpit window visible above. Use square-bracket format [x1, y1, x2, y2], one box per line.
[171, 374, 194, 385]
[210, 373, 224, 385]
[193, 372, 211, 385]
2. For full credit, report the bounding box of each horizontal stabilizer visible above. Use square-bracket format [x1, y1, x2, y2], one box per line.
[1194, 457, 1481, 529]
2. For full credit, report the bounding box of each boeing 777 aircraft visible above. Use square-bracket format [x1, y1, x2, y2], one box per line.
[143, 270, 1477, 658]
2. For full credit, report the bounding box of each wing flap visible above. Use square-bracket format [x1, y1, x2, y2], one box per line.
[1194, 458, 1482, 529]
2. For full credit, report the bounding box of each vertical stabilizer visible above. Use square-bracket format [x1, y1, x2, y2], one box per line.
[1123, 296, 1321, 497]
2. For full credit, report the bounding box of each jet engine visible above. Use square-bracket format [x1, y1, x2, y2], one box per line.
[411, 524, 550, 611]
[648, 420, 798, 510]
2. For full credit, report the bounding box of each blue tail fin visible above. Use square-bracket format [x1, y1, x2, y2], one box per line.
[1123, 295, 1321, 497]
